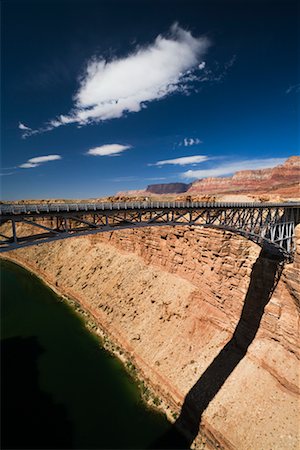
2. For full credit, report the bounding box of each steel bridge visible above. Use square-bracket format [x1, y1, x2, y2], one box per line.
[0, 202, 300, 259]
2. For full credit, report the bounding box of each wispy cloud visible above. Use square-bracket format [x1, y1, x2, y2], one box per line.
[86, 144, 131, 156]
[197, 55, 236, 85]
[179, 137, 202, 147]
[286, 84, 300, 94]
[19, 154, 62, 169]
[19, 122, 42, 138]
[151, 155, 209, 166]
[0, 172, 16, 176]
[18, 122, 32, 131]
[21, 24, 210, 137]
[181, 158, 286, 179]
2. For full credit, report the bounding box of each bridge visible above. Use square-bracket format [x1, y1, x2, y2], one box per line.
[0, 202, 299, 260]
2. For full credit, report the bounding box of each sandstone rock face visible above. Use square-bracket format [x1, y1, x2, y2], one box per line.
[2, 225, 299, 450]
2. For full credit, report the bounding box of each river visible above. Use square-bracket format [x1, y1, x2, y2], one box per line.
[1, 260, 175, 449]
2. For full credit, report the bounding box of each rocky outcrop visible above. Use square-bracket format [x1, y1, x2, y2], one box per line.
[146, 183, 190, 194]
[1, 224, 299, 450]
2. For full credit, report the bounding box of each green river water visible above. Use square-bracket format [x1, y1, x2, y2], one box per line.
[0, 260, 178, 449]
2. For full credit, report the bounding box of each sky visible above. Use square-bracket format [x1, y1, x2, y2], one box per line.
[1, 0, 299, 200]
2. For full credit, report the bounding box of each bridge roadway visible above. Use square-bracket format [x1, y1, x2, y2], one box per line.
[1, 201, 300, 259]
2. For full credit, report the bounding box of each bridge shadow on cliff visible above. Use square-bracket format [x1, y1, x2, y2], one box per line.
[149, 249, 284, 449]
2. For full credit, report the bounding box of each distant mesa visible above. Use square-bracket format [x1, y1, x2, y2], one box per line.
[146, 183, 190, 194]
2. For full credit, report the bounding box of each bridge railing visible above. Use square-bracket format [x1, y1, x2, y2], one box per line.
[1, 201, 300, 216]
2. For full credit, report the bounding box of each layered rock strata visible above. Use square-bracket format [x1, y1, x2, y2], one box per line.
[1, 225, 299, 450]
[188, 156, 300, 196]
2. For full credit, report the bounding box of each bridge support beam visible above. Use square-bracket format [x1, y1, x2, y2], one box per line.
[12, 219, 17, 244]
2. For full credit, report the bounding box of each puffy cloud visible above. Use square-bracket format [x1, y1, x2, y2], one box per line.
[198, 61, 206, 70]
[22, 24, 210, 136]
[19, 154, 62, 169]
[86, 144, 131, 156]
[181, 158, 286, 179]
[152, 155, 209, 166]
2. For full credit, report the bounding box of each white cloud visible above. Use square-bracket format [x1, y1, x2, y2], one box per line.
[21, 129, 39, 139]
[28, 155, 62, 164]
[152, 155, 209, 166]
[86, 144, 131, 156]
[183, 137, 202, 146]
[19, 154, 62, 169]
[198, 61, 206, 70]
[19, 163, 39, 168]
[18, 122, 32, 131]
[22, 24, 210, 136]
[181, 158, 286, 179]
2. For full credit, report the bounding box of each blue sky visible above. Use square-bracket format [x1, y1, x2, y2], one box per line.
[1, 0, 299, 200]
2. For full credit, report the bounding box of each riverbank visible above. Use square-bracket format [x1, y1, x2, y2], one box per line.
[1, 224, 299, 449]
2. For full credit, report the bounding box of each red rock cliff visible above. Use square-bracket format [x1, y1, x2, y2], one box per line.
[1, 224, 299, 449]
[188, 156, 300, 196]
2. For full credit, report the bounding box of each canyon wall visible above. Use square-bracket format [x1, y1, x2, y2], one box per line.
[1, 224, 299, 449]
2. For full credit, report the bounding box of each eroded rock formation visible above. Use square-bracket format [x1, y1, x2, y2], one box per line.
[1, 224, 299, 449]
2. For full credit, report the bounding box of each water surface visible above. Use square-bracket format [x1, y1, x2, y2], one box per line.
[1, 260, 173, 449]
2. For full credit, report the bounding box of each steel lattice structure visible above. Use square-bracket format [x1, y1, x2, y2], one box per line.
[1, 202, 300, 259]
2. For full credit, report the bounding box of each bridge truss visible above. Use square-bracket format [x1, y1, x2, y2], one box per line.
[0, 202, 299, 260]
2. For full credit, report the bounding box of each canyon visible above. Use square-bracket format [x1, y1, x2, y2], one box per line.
[1, 220, 299, 449]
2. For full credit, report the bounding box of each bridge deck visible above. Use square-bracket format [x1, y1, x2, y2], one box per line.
[1, 201, 300, 218]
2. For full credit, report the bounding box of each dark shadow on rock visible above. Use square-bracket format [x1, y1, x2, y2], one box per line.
[1, 336, 73, 449]
[150, 249, 284, 449]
